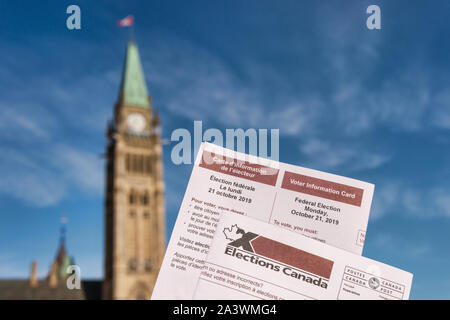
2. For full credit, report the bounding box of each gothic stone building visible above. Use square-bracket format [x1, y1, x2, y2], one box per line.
[0, 41, 166, 300]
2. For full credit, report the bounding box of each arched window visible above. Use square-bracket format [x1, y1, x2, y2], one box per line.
[132, 155, 138, 172]
[142, 191, 149, 205]
[145, 156, 152, 174]
[137, 154, 143, 173]
[125, 154, 130, 172]
[128, 258, 138, 272]
[129, 189, 136, 204]
[144, 259, 153, 272]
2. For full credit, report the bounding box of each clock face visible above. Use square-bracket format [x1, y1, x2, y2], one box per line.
[127, 113, 146, 133]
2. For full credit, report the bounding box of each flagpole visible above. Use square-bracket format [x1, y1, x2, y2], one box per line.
[130, 15, 135, 42]
[118, 15, 135, 42]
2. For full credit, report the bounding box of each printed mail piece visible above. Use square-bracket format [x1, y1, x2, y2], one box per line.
[194, 213, 413, 300]
[152, 142, 374, 299]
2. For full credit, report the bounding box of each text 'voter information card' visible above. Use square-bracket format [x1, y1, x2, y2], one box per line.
[194, 213, 413, 300]
[152, 142, 374, 299]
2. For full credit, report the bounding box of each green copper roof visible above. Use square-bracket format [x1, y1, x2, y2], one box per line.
[119, 41, 149, 108]
[59, 255, 73, 279]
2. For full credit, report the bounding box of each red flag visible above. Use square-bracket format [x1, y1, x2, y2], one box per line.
[118, 15, 134, 27]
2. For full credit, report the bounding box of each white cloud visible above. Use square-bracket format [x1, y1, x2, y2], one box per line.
[52, 145, 104, 194]
[0, 147, 67, 207]
[371, 233, 431, 259]
[371, 182, 401, 220]
[433, 190, 450, 217]
[137, 31, 448, 181]
[300, 138, 391, 171]
[0, 109, 48, 138]
[431, 90, 450, 129]
[0, 104, 54, 142]
[408, 244, 431, 259]
[0, 29, 448, 209]
[0, 144, 103, 207]
[141, 35, 316, 136]
[267, 103, 316, 135]
[371, 181, 450, 220]
[372, 233, 395, 248]
[0, 45, 110, 207]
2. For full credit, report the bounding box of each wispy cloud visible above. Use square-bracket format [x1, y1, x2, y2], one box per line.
[0, 22, 448, 209]
[371, 233, 431, 259]
[431, 90, 450, 129]
[0, 144, 103, 207]
[300, 138, 391, 171]
[140, 36, 308, 136]
[371, 181, 450, 220]
[0, 101, 103, 207]
[0, 108, 48, 138]
[0, 147, 67, 207]
[431, 189, 450, 217]
[0, 41, 111, 207]
[51, 145, 103, 194]
[138, 29, 449, 176]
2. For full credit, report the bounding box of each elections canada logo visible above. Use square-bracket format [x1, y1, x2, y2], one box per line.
[223, 224, 246, 242]
[222, 224, 334, 289]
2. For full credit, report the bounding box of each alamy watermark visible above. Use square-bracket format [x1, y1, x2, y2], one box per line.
[170, 121, 279, 165]
[66, 265, 81, 290]
[65, 4, 381, 31]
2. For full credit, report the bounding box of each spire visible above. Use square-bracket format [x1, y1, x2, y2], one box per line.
[56, 217, 67, 266]
[30, 261, 38, 288]
[119, 41, 150, 108]
[48, 262, 58, 288]
[60, 217, 67, 245]
[48, 217, 69, 284]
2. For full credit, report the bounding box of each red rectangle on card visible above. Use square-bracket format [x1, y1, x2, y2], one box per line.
[281, 171, 364, 207]
[199, 151, 279, 186]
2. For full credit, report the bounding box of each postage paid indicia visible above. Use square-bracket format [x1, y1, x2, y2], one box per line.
[152, 142, 374, 299]
[194, 213, 412, 300]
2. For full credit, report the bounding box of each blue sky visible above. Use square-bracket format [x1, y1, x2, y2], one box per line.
[0, 1, 449, 299]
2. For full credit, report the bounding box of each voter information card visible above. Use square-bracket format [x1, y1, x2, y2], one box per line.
[152, 142, 374, 299]
[194, 213, 413, 300]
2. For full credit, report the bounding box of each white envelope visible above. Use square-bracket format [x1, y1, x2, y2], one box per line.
[194, 212, 413, 300]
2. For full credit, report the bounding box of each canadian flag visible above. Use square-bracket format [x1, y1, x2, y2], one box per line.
[118, 15, 134, 27]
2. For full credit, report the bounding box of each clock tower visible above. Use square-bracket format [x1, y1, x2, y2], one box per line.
[103, 41, 165, 300]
